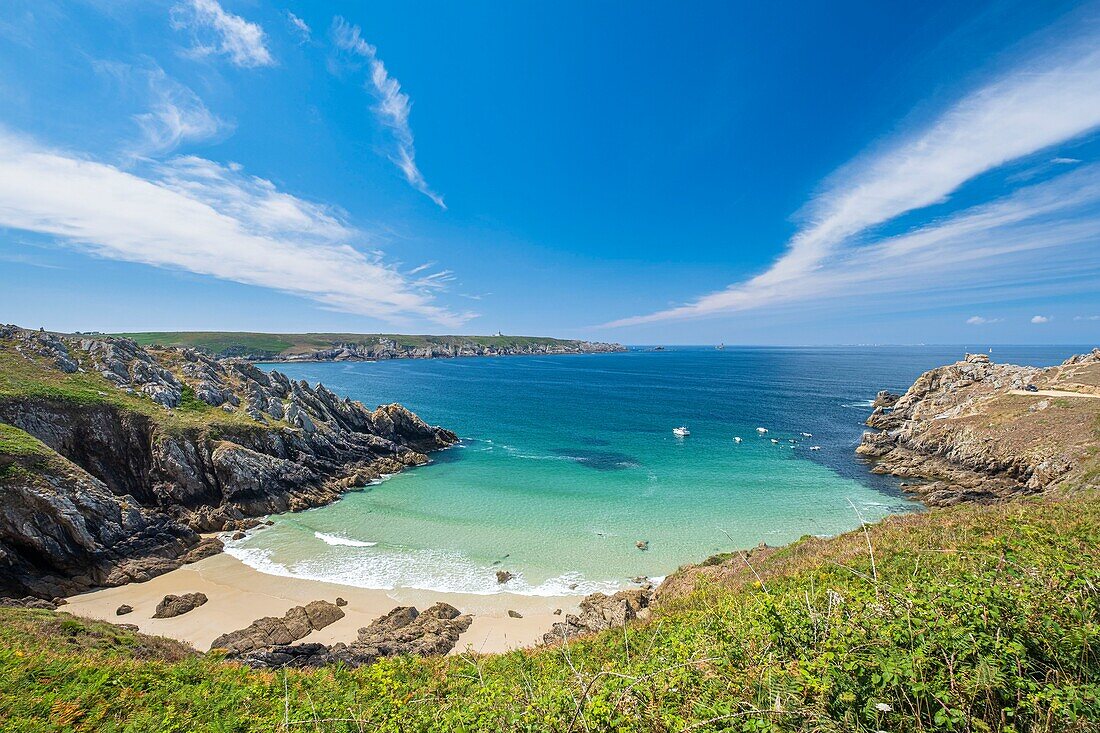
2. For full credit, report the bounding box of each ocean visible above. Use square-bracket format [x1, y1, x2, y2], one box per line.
[224, 345, 1084, 596]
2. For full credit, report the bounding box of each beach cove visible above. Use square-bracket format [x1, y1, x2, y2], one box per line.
[61, 345, 1086, 651]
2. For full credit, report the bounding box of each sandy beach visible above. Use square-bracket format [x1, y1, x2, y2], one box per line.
[63, 552, 581, 655]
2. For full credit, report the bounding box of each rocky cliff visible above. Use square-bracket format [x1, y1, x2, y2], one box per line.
[0, 325, 457, 598]
[857, 350, 1100, 505]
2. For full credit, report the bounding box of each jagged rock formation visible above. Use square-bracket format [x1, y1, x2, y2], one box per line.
[0, 326, 458, 598]
[858, 350, 1100, 505]
[153, 592, 208, 618]
[210, 600, 345, 653]
[542, 588, 653, 644]
[235, 602, 473, 669]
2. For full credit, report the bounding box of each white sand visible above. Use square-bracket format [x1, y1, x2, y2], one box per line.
[63, 552, 580, 655]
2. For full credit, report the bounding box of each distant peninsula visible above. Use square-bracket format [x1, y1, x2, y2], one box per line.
[104, 332, 626, 362]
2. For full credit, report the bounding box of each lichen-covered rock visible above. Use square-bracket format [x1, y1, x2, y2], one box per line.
[153, 592, 207, 618]
[857, 350, 1100, 505]
[542, 588, 653, 645]
[236, 602, 473, 669]
[209, 600, 344, 653]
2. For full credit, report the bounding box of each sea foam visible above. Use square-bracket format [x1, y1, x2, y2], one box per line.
[314, 532, 377, 548]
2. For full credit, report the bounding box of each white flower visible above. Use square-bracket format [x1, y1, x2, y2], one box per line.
[874, 702, 893, 713]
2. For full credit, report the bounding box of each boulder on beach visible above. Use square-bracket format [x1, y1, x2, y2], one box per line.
[507, 609, 523, 618]
[115, 604, 133, 616]
[209, 600, 344, 653]
[335, 597, 348, 607]
[153, 592, 208, 619]
[495, 570, 513, 583]
[236, 602, 473, 669]
[543, 588, 653, 645]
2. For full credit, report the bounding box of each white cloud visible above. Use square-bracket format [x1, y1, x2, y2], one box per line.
[0, 131, 471, 326]
[966, 316, 1002, 325]
[614, 165, 1100, 326]
[331, 17, 445, 209]
[171, 0, 274, 68]
[1031, 315, 1051, 324]
[133, 67, 228, 155]
[1074, 315, 1100, 321]
[609, 24, 1100, 327]
[1052, 157, 1082, 164]
[287, 11, 310, 41]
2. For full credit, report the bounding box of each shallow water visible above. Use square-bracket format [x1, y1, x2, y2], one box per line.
[225, 345, 1083, 595]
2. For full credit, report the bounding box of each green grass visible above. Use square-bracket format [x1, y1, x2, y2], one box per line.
[0, 422, 51, 458]
[113, 331, 611, 358]
[2, 492, 1097, 731]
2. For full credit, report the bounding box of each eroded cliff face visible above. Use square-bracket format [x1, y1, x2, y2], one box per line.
[0, 326, 457, 598]
[857, 350, 1100, 505]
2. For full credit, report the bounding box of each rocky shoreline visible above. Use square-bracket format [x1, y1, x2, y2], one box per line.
[0, 325, 457, 599]
[856, 350, 1100, 505]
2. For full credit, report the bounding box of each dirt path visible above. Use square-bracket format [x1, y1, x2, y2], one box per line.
[1008, 389, 1100, 399]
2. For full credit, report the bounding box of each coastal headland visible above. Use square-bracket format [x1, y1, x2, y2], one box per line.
[111, 331, 626, 361]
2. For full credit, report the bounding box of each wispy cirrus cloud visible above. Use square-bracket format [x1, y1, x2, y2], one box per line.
[607, 22, 1100, 328]
[331, 17, 445, 209]
[966, 316, 1002, 325]
[0, 130, 472, 326]
[286, 11, 311, 42]
[94, 60, 230, 157]
[171, 0, 274, 68]
[134, 67, 228, 156]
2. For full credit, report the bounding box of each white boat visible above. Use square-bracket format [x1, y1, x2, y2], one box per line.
[809, 445, 822, 451]
[770, 438, 779, 444]
[800, 432, 813, 438]
[756, 427, 768, 434]
[733, 436, 742, 443]
[672, 426, 690, 437]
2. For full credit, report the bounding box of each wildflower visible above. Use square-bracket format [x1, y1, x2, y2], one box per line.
[875, 702, 893, 713]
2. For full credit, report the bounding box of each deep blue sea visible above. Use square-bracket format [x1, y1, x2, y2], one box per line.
[224, 345, 1086, 596]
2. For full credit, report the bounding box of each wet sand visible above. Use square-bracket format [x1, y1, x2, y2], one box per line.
[64, 552, 580, 655]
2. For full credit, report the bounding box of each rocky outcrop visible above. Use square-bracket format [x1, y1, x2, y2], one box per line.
[210, 600, 344, 653]
[0, 596, 59, 610]
[153, 592, 208, 618]
[0, 326, 458, 598]
[234, 602, 472, 669]
[542, 588, 653, 644]
[857, 349, 1100, 505]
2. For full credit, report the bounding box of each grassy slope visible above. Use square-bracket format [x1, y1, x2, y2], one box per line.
[1, 492, 1097, 732]
[114, 332, 605, 358]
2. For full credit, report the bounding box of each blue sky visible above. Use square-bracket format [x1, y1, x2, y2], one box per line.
[1, 0, 1099, 344]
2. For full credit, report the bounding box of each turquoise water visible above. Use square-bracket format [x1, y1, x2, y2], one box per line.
[225, 346, 1083, 596]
